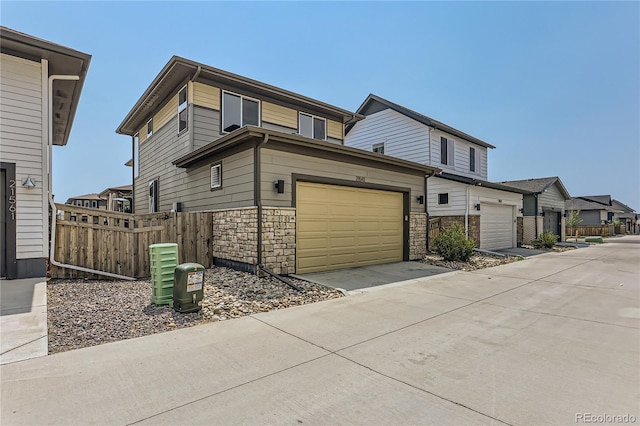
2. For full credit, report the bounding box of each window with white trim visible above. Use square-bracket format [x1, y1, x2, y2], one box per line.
[438, 193, 449, 205]
[372, 142, 385, 154]
[91, 200, 98, 209]
[299, 112, 326, 140]
[84, 200, 90, 208]
[440, 137, 454, 166]
[147, 119, 153, 138]
[178, 86, 188, 133]
[148, 179, 158, 213]
[222, 91, 259, 133]
[470, 147, 477, 172]
[210, 163, 222, 190]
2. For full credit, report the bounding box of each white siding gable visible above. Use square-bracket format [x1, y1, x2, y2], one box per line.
[345, 108, 429, 164]
[431, 129, 488, 180]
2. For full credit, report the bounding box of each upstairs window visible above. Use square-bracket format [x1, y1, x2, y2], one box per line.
[148, 179, 158, 213]
[178, 86, 188, 133]
[210, 164, 222, 190]
[299, 113, 326, 140]
[84, 200, 90, 208]
[470, 147, 476, 172]
[222, 91, 259, 133]
[372, 143, 385, 154]
[147, 119, 153, 138]
[440, 137, 454, 166]
[91, 200, 98, 208]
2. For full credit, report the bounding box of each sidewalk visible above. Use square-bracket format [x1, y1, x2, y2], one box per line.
[0, 278, 48, 365]
[1, 239, 639, 425]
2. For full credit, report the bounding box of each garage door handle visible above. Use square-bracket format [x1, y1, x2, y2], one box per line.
[405, 215, 409, 221]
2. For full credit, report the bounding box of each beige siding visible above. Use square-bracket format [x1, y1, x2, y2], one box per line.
[154, 94, 178, 132]
[262, 101, 297, 129]
[138, 122, 147, 143]
[192, 82, 220, 111]
[260, 149, 424, 212]
[0, 53, 47, 259]
[327, 119, 343, 141]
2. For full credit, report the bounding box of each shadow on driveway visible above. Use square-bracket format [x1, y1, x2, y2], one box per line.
[292, 261, 453, 292]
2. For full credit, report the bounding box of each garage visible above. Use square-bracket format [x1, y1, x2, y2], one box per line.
[480, 203, 514, 250]
[296, 181, 404, 274]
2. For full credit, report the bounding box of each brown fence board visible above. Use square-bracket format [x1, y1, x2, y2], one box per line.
[50, 204, 215, 279]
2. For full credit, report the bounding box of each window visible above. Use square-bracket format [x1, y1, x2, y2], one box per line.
[147, 119, 153, 138]
[210, 164, 221, 190]
[299, 113, 326, 140]
[148, 179, 158, 213]
[440, 137, 454, 166]
[91, 200, 98, 209]
[372, 143, 385, 154]
[222, 91, 259, 133]
[438, 193, 449, 205]
[84, 200, 90, 208]
[134, 133, 139, 178]
[470, 147, 476, 172]
[178, 86, 188, 133]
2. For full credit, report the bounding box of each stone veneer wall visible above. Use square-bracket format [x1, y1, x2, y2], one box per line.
[212, 207, 258, 265]
[409, 213, 427, 260]
[517, 216, 524, 246]
[261, 207, 296, 274]
[431, 215, 480, 248]
[521, 216, 542, 245]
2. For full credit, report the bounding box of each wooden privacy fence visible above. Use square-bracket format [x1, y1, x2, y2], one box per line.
[50, 204, 214, 279]
[566, 224, 615, 237]
[428, 217, 441, 251]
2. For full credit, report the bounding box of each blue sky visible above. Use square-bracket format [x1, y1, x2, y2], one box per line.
[2, 1, 639, 209]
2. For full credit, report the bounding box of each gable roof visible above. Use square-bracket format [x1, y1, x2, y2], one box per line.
[437, 172, 532, 195]
[575, 195, 612, 206]
[99, 185, 133, 198]
[565, 197, 609, 211]
[116, 56, 364, 136]
[611, 199, 635, 213]
[499, 176, 571, 199]
[347, 94, 496, 149]
[0, 26, 91, 146]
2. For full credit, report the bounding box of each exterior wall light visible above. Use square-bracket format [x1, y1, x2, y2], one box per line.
[474, 203, 481, 211]
[274, 180, 285, 194]
[417, 195, 424, 205]
[22, 176, 36, 189]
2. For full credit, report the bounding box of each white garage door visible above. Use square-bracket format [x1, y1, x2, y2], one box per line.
[480, 203, 514, 250]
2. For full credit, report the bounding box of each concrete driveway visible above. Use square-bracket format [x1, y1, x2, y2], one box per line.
[1, 236, 638, 425]
[293, 260, 453, 291]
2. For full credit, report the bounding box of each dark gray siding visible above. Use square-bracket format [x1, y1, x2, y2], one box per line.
[193, 105, 221, 149]
[523, 194, 536, 216]
[580, 210, 601, 225]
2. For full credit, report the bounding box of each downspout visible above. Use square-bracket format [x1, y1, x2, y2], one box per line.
[534, 194, 539, 238]
[48, 75, 135, 280]
[465, 185, 471, 238]
[254, 133, 269, 270]
[424, 170, 437, 253]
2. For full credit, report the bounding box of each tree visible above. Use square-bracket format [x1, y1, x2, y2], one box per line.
[566, 209, 583, 242]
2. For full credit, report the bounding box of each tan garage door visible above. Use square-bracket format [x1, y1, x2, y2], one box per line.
[480, 203, 514, 250]
[296, 182, 403, 274]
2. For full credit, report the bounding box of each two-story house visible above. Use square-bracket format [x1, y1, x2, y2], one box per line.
[345, 94, 527, 250]
[116, 57, 440, 274]
[0, 27, 90, 279]
[500, 177, 571, 243]
[66, 193, 107, 210]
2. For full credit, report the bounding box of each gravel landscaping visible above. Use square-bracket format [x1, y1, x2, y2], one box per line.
[422, 252, 521, 271]
[47, 266, 343, 354]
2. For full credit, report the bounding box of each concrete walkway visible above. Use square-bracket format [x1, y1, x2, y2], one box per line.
[1, 237, 639, 425]
[0, 278, 48, 365]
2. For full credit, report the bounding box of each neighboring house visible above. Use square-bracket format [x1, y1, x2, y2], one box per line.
[344, 94, 525, 250]
[0, 27, 90, 279]
[99, 184, 132, 212]
[66, 193, 107, 210]
[565, 195, 613, 225]
[610, 199, 637, 234]
[500, 177, 571, 243]
[116, 57, 440, 274]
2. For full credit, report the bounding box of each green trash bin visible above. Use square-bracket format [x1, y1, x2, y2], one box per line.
[149, 243, 179, 306]
[173, 263, 205, 313]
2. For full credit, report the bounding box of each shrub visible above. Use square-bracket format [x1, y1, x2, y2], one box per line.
[433, 223, 476, 261]
[531, 231, 558, 249]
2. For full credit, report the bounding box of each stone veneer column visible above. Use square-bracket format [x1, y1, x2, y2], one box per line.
[212, 207, 258, 265]
[409, 213, 427, 260]
[261, 207, 296, 274]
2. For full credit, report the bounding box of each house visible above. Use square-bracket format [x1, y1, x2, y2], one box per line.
[116, 57, 440, 274]
[565, 195, 613, 225]
[344, 94, 526, 250]
[66, 193, 107, 210]
[500, 177, 571, 243]
[0, 27, 90, 279]
[99, 184, 132, 212]
[610, 199, 637, 234]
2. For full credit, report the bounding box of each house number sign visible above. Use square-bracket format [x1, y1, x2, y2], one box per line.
[8, 179, 16, 220]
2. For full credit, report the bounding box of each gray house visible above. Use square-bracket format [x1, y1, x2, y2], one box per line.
[344, 94, 526, 250]
[610, 199, 637, 234]
[500, 177, 571, 243]
[116, 57, 440, 274]
[0, 27, 90, 279]
[565, 195, 613, 225]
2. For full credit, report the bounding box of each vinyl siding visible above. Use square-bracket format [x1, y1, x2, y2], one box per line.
[538, 183, 566, 213]
[260, 148, 424, 212]
[154, 94, 178, 131]
[193, 105, 221, 149]
[192, 82, 220, 110]
[346, 109, 489, 180]
[327, 119, 343, 141]
[346, 109, 429, 164]
[262, 101, 297, 130]
[0, 53, 46, 259]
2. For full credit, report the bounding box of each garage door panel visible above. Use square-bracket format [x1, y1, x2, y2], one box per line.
[296, 182, 404, 273]
[480, 203, 514, 250]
